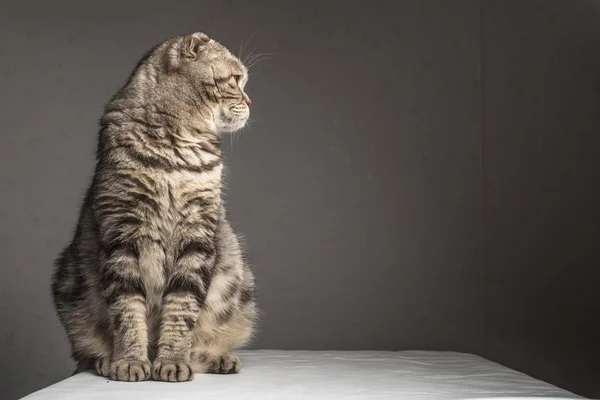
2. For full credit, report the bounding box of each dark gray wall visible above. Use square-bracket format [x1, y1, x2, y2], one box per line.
[0, 1, 598, 399]
[482, 0, 600, 397]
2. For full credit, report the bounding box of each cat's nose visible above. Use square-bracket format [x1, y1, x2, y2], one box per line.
[243, 92, 252, 106]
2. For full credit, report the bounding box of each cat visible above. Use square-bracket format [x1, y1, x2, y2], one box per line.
[51, 32, 257, 382]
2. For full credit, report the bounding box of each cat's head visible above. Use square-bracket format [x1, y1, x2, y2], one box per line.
[160, 32, 251, 134]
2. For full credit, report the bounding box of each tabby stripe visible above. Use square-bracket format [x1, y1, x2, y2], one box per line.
[180, 188, 213, 204]
[101, 272, 146, 304]
[193, 267, 213, 288]
[125, 146, 173, 170]
[129, 192, 161, 213]
[221, 278, 241, 302]
[69, 270, 87, 302]
[95, 209, 140, 220]
[95, 196, 139, 210]
[240, 288, 254, 304]
[163, 274, 208, 306]
[112, 173, 155, 195]
[215, 306, 234, 325]
[181, 196, 211, 211]
[124, 145, 222, 173]
[183, 316, 196, 329]
[129, 117, 162, 129]
[176, 239, 215, 262]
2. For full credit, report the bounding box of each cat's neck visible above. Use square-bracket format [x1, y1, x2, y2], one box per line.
[100, 90, 223, 171]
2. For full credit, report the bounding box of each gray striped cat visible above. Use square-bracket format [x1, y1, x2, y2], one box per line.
[51, 32, 257, 382]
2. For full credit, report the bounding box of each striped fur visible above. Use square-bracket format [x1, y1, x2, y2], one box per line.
[51, 32, 257, 382]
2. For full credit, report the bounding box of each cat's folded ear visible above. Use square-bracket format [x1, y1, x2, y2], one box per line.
[164, 32, 211, 72]
[182, 32, 211, 60]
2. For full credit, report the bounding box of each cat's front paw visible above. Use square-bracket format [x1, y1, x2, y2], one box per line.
[152, 360, 194, 382]
[109, 359, 151, 382]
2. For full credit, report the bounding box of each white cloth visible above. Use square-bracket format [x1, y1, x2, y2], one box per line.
[22, 350, 580, 400]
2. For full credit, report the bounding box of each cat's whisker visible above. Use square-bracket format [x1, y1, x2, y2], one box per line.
[239, 32, 256, 60]
[243, 46, 257, 62]
[247, 52, 274, 59]
[243, 45, 264, 65]
[247, 56, 271, 70]
[245, 52, 273, 67]
[238, 39, 244, 59]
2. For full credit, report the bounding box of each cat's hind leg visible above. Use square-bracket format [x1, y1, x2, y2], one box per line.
[94, 357, 111, 377]
[189, 300, 255, 374]
[72, 357, 110, 377]
[66, 312, 113, 377]
[193, 351, 241, 374]
[54, 275, 114, 376]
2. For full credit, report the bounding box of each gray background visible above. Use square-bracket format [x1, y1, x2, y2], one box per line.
[0, 0, 598, 399]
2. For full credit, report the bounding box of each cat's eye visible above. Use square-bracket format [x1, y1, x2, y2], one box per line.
[228, 75, 239, 88]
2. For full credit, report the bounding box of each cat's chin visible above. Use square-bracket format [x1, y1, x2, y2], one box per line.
[219, 117, 249, 134]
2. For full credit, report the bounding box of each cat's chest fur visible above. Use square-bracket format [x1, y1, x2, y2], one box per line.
[135, 165, 223, 302]
[151, 166, 222, 242]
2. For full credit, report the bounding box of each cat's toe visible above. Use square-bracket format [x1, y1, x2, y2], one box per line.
[152, 360, 194, 382]
[207, 352, 241, 374]
[109, 359, 151, 382]
[95, 357, 111, 377]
